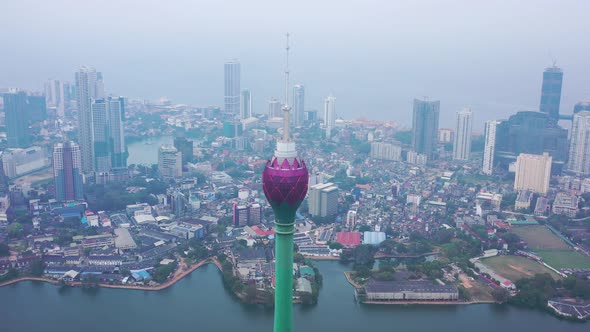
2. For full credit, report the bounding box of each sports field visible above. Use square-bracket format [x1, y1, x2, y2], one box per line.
[481, 255, 561, 281]
[535, 250, 590, 269]
[510, 226, 570, 250]
[508, 225, 590, 269]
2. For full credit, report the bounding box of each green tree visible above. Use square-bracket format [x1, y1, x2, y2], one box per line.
[491, 288, 510, 303]
[0, 243, 10, 257]
[30, 260, 45, 277]
[7, 223, 24, 238]
[328, 242, 344, 250]
[358, 225, 372, 232]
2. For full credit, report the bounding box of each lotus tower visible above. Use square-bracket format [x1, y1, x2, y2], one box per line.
[262, 34, 309, 332]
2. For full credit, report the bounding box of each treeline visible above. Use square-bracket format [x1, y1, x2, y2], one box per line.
[151, 261, 178, 283]
[84, 178, 168, 212]
[511, 273, 590, 310]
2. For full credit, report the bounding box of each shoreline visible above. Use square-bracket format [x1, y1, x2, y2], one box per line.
[305, 255, 340, 261]
[343, 271, 495, 306]
[0, 257, 222, 291]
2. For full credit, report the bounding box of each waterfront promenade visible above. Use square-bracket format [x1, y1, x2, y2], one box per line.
[0, 257, 222, 291]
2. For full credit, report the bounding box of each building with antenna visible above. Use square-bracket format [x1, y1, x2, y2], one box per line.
[262, 33, 308, 332]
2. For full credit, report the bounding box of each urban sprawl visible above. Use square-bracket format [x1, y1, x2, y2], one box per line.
[0, 63, 590, 320]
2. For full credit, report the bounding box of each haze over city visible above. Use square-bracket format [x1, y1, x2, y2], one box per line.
[2, 0, 590, 128]
[3, 1, 590, 331]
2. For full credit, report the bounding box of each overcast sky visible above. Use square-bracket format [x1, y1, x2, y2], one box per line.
[2, 0, 590, 130]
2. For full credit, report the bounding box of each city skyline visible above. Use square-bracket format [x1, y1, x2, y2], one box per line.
[2, 2, 590, 129]
[2, 3, 590, 329]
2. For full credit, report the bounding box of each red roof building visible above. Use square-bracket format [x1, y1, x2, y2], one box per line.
[335, 232, 362, 247]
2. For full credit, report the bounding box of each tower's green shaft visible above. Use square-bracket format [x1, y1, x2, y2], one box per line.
[274, 218, 294, 332]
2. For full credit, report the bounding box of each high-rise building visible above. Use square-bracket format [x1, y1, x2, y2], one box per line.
[453, 108, 473, 161]
[27, 95, 47, 123]
[268, 98, 282, 118]
[174, 137, 194, 165]
[107, 97, 126, 169]
[44, 79, 66, 117]
[90, 97, 126, 172]
[567, 111, 590, 175]
[370, 141, 402, 161]
[240, 89, 252, 119]
[232, 203, 263, 227]
[0, 153, 8, 197]
[324, 95, 336, 139]
[494, 111, 567, 172]
[574, 101, 590, 114]
[53, 141, 84, 202]
[438, 128, 454, 143]
[514, 153, 552, 195]
[539, 65, 563, 120]
[90, 99, 110, 172]
[3, 91, 31, 148]
[482, 120, 499, 175]
[293, 85, 305, 127]
[158, 145, 182, 180]
[76, 66, 101, 173]
[412, 98, 440, 160]
[308, 182, 338, 218]
[224, 60, 240, 115]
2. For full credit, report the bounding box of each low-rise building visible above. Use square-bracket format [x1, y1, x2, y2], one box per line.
[365, 279, 459, 302]
[515, 190, 534, 210]
[552, 192, 579, 218]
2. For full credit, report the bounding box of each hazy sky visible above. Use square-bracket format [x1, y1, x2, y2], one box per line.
[2, 0, 590, 130]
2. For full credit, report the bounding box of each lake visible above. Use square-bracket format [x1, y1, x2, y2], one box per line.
[0, 261, 586, 332]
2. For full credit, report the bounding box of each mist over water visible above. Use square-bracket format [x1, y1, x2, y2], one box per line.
[2, 0, 590, 129]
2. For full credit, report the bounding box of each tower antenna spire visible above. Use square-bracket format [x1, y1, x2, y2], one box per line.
[282, 33, 291, 142]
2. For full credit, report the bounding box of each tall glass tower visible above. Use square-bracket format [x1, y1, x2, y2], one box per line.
[224, 60, 241, 115]
[292, 85, 305, 126]
[452, 108, 473, 161]
[412, 98, 440, 160]
[262, 34, 309, 332]
[53, 141, 84, 202]
[539, 65, 563, 120]
[3, 91, 31, 148]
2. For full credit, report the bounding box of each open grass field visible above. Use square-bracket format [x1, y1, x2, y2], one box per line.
[535, 250, 590, 269]
[510, 226, 571, 250]
[463, 277, 494, 302]
[481, 255, 561, 281]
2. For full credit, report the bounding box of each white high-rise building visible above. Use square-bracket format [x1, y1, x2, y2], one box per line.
[308, 182, 339, 218]
[324, 95, 336, 138]
[482, 120, 499, 175]
[568, 111, 590, 175]
[224, 60, 240, 115]
[158, 145, 182, 180]
[44, 79, 66, 118]
[76, 66, 100, 173]
[453, 108, 473, 160]
[240, 89, 252, 119]
[346, 210, 357, 228]
[370, 142, 402, 161]
[514, 153, 552, 195]
[268, 98, 282, 118]
[293, 85, 305, 127]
